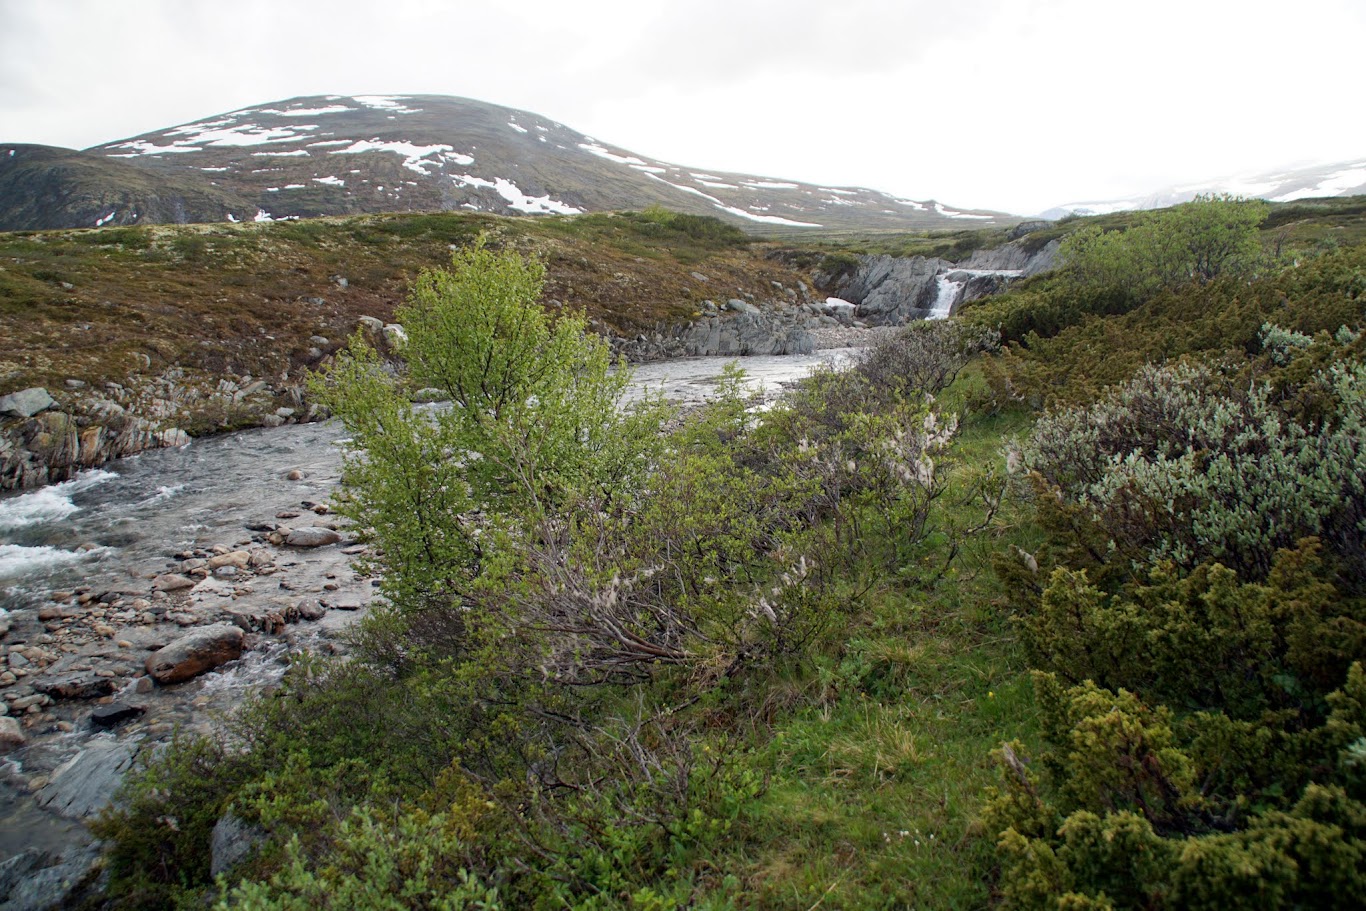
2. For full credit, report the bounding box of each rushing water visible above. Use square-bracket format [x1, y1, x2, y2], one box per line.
[928, 268, 1023, 319]
[0, 351, 853, 609]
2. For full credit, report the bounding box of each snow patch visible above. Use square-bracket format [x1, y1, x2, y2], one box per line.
[254, 209, 274, 222]
[260, 104, 354, 117]
[313, 175, 345, 187]
[307, 139, 352, 148]
[932, 202, 992, 220]
[94, 211, 116, 226]
[1272, 166, 1366, 202]
[252, 149, 311, 157]
[819, 187, 858, 196]
[351, 95, 421, 114]
[199, 166, 229, 172]
[697, 180, 739, 190]
[450, 174, 582, 215]
[508, 121, 528, 133]
[330, 139, 459, 175]
[644, 174, 821, 227]
[743, 180, 799, 190]
[579, 142, 648, 166]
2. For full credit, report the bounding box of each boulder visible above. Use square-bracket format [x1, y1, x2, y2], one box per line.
[284, 526, 342, 548]
[33, 671, 119, 701]
[90, 702, 146, 728]
[0, 715, 24, 752]
[0, 846, 102, 911]
[144, 623, 244, 684]
[152, 573, 195, 592]
[36, 737, 137, 818]
[0, 387, 57, 418]
[207, 550, 251, 571]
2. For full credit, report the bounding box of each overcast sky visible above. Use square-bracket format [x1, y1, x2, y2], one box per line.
[2, 0, 1362, 214]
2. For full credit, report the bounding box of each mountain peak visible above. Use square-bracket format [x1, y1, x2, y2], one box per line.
[1, 94, 1013, 233]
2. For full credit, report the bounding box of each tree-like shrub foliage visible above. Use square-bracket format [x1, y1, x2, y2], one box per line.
[1057, 194, 1269, 300]
[310, 238, 668, 627]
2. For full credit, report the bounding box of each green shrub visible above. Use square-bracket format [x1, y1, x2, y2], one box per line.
[1024, 358, 1366, 579]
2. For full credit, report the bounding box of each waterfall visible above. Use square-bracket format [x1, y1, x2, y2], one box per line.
[928, 274, 964, 320]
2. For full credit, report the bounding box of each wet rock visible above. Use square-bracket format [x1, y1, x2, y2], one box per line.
[211, 812, 266, 877]
[284, 526, 342, 548]
[33, 672, 119, 701]
[284, 469, 305, 481]
[36, 736, 137, 818]
[151, 573, 195, 592]
[144, 623, 244, 685]
[0, 387, 57, 419]
[207, 549, 251, 570]
[0, 716, 24, 752]
[296, 600, 327, 621]
[0, 845, 102, 911]
[90, 702, 146, 729]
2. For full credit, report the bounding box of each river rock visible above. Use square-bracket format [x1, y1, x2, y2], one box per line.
[144, 623, 244, 684]
[90, 702, 146, 728]
[0, 715, 24, 752]
[152, 573, 195, 592]
[36, 736, 138, 818]
[207, 551, 251, 571]
[0, 845, 102, 911]
[284, 526, 342, 548]
[33, 671, 119, 701]
[0, 387, 57, 419]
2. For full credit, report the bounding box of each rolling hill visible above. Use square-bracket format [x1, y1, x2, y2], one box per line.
[0, 94, 1012, 233]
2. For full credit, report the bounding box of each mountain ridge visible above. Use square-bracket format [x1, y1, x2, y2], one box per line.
[0, 94, 1012, 234]
[1041, 157, 1366, 219]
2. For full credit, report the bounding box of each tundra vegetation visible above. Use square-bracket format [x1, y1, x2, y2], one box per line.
[94, 195, 1365, 909]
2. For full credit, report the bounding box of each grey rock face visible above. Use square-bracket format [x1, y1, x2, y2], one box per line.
[830, 255, 950, 326]
[0, 387, 56, 418]
[958, 238, 1060, 276]
[36, 736, 137, 818]
[144, 622, 245, 684]
[0, 846, 102, 911]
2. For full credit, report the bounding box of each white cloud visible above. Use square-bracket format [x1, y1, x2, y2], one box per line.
[0, 0, 1362, 214]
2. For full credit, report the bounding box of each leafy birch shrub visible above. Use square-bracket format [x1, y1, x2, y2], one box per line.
[1024, 358, 1366, 579]
[310, 238, 670, 641]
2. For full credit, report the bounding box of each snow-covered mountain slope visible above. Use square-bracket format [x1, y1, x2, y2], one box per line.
[1041, 159, 1366, 219]
[0, 94, 1011, 233]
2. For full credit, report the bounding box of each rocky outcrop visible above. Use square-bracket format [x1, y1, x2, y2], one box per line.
[957, 238, 1060, 276]
[144, 623, 245, 685]
[0, 388, 57, 419]
[36, 737, 139, 819]
[829, 255, 952, 325]
[803, 237, 1062, 327]
[609, 292, 849, 362]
